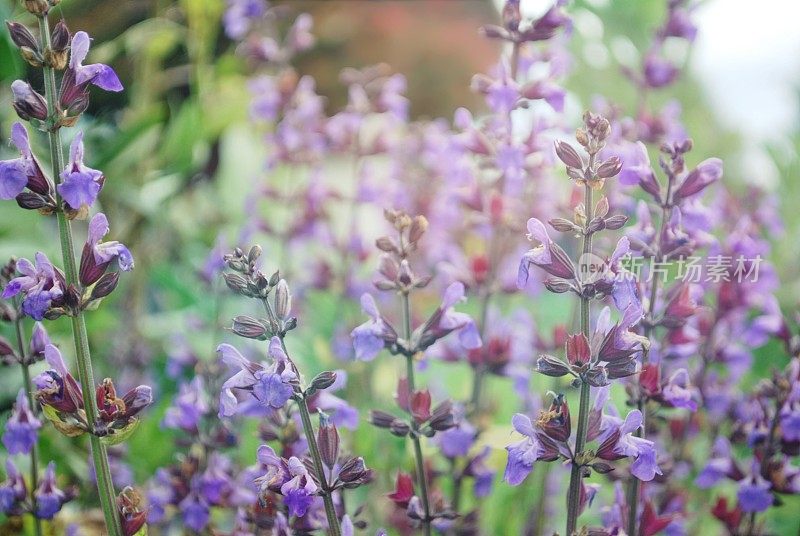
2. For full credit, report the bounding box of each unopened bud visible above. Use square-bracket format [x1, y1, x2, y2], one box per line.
[24, 0, 49, 15]
[231, 316, 268, 340]
[310, 371, 337, 391]
[11, 80, 48, 122]
[408, 215, 428, 244]
[273, 279, 292, 320]
[554, 140, 583, 169]
[90, 272, 119, 300]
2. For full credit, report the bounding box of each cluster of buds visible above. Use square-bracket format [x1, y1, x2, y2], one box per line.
[556, 112, 621, 190]
[480, 0, 569, 44]
[32, 344, 152, 441]
[536, 311, 645, 387]
[223, 246, 297, 338]
[315, 413, 373, 491]
[370, 379, 457, 439]
[352, 210, 481, 360]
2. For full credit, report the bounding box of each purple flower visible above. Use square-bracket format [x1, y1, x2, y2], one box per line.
[29, 321, 51, 360]
[518, 218, 576, 287]
[610, 410, 662, 481]
[280, 457, 318, 517]
[661, 369, 698, 411]
[695, 437, 736, 488]
[69, 31, 123, 91]
[643, 53, 679, 89]
[737, 474, 773, 513]
[417, 282, 482, 351]
[780, 385, 800, 442]
[2, 389, 41, 455]
[218, 337, 297, 417]
[672, 158, 723, 202]
[34, 462, 67, 519]
[223, 0, 267, 40]
[162, 377, 208, 432]
[58, 132, 105, 209]
[504, 414, 545, 486]
[86, 212, 134, 270]
[180, 492, 210, 532]
[351, 293, 397, 361]
[32, 344, 84, 414]
[0, 460, 26, 516]
[2, 252, 64, 321]
[435, 419, 476, 458]
[0, 122, 49, 199]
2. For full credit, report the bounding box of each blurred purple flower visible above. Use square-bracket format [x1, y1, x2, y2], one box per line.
[86, 212, 134, 270]
[34, 462, 67, 519]
[2, 252, 64, 321]
[2, 389, 41, 455]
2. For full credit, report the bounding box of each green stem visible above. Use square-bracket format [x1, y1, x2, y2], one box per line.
[37, 14, 122, 536]
[401, 291, 432, 536]
[566, 183, 594, 536]
[13, 314, 43, 536]
[273, 334, 340, 536]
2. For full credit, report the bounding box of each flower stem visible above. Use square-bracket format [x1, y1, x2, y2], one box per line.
[37, 13, 122, 536]
[566, 183, 594, 536]
[626, 181, 672, 536]
[273, 334, 341, 536]
[401, 290, 432, 536]
[298, 394, 342, 536]
[12, 313, 43, 536]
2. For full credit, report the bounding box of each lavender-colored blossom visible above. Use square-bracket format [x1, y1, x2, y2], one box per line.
[661, 369, 697, 411]
[162, 376, 208, 432]
[34, 462, 67, 519]
[518, 217, 575, 287]
[504, 414, 544, 486]
[695, 437, 735, 488]
[2, 389, 41, 455]
[223, 0, 267, 40]
[0, 459, 26, 516]
[69, 31, 123, 91]
[435, 419, 476, 458]
[0, 122, 45, 199]
[180, 492, 210, 532]
[281, 457, 318, 517]
[218, 337, 297, 417]
[418, 282, 482, 351]
[58, 132, 104, 209]
[351, 293, 396, 361]
[737, 474, 773, 513]
[86, 212, 134, 270]
[2, 252, 63, 321]
[610, 410, 662, 481]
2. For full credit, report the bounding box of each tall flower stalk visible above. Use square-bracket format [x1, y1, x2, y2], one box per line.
[218, 246, 371, 535]
[507, 112, 659, 535]
[37, 13, 122, 535]
[2, 2, 150, 534]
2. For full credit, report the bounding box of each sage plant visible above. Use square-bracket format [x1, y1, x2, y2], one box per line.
[1, 3, 151, 534]
[219, 246, 371, 535]
[507, 112, 660, 535]
[353, 209, 481, 534]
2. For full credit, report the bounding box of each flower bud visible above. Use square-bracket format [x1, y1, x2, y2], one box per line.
[90, 272, 120, 300]
[273, 279, 292, 321]
[543, 278, 572, 294]
[15, 192, 50, 211]
[231, 315, 269, 340]
[554, 140, 583, 169]
[223, 273, 248, 294]
[11, 80, 48, 122]
[375, 236, 399, 254]
[603, 214, 628, 230]
[317, 417, 340, 469]
[24, 0, 49, 15]
[536, 354, 570, 377]
[6, 22, 42, 67]
[478, 24, 510, 40]
[369, 410, 396, 429]
[549, 217, 579, 233]
[408, 215, 428, 245]
[596, 157, 622, 179]
[338, 456, 370, 485]
[310, 370, 337, 391]
[45, 21, 70, 70]
[0, 336, 16, 360]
